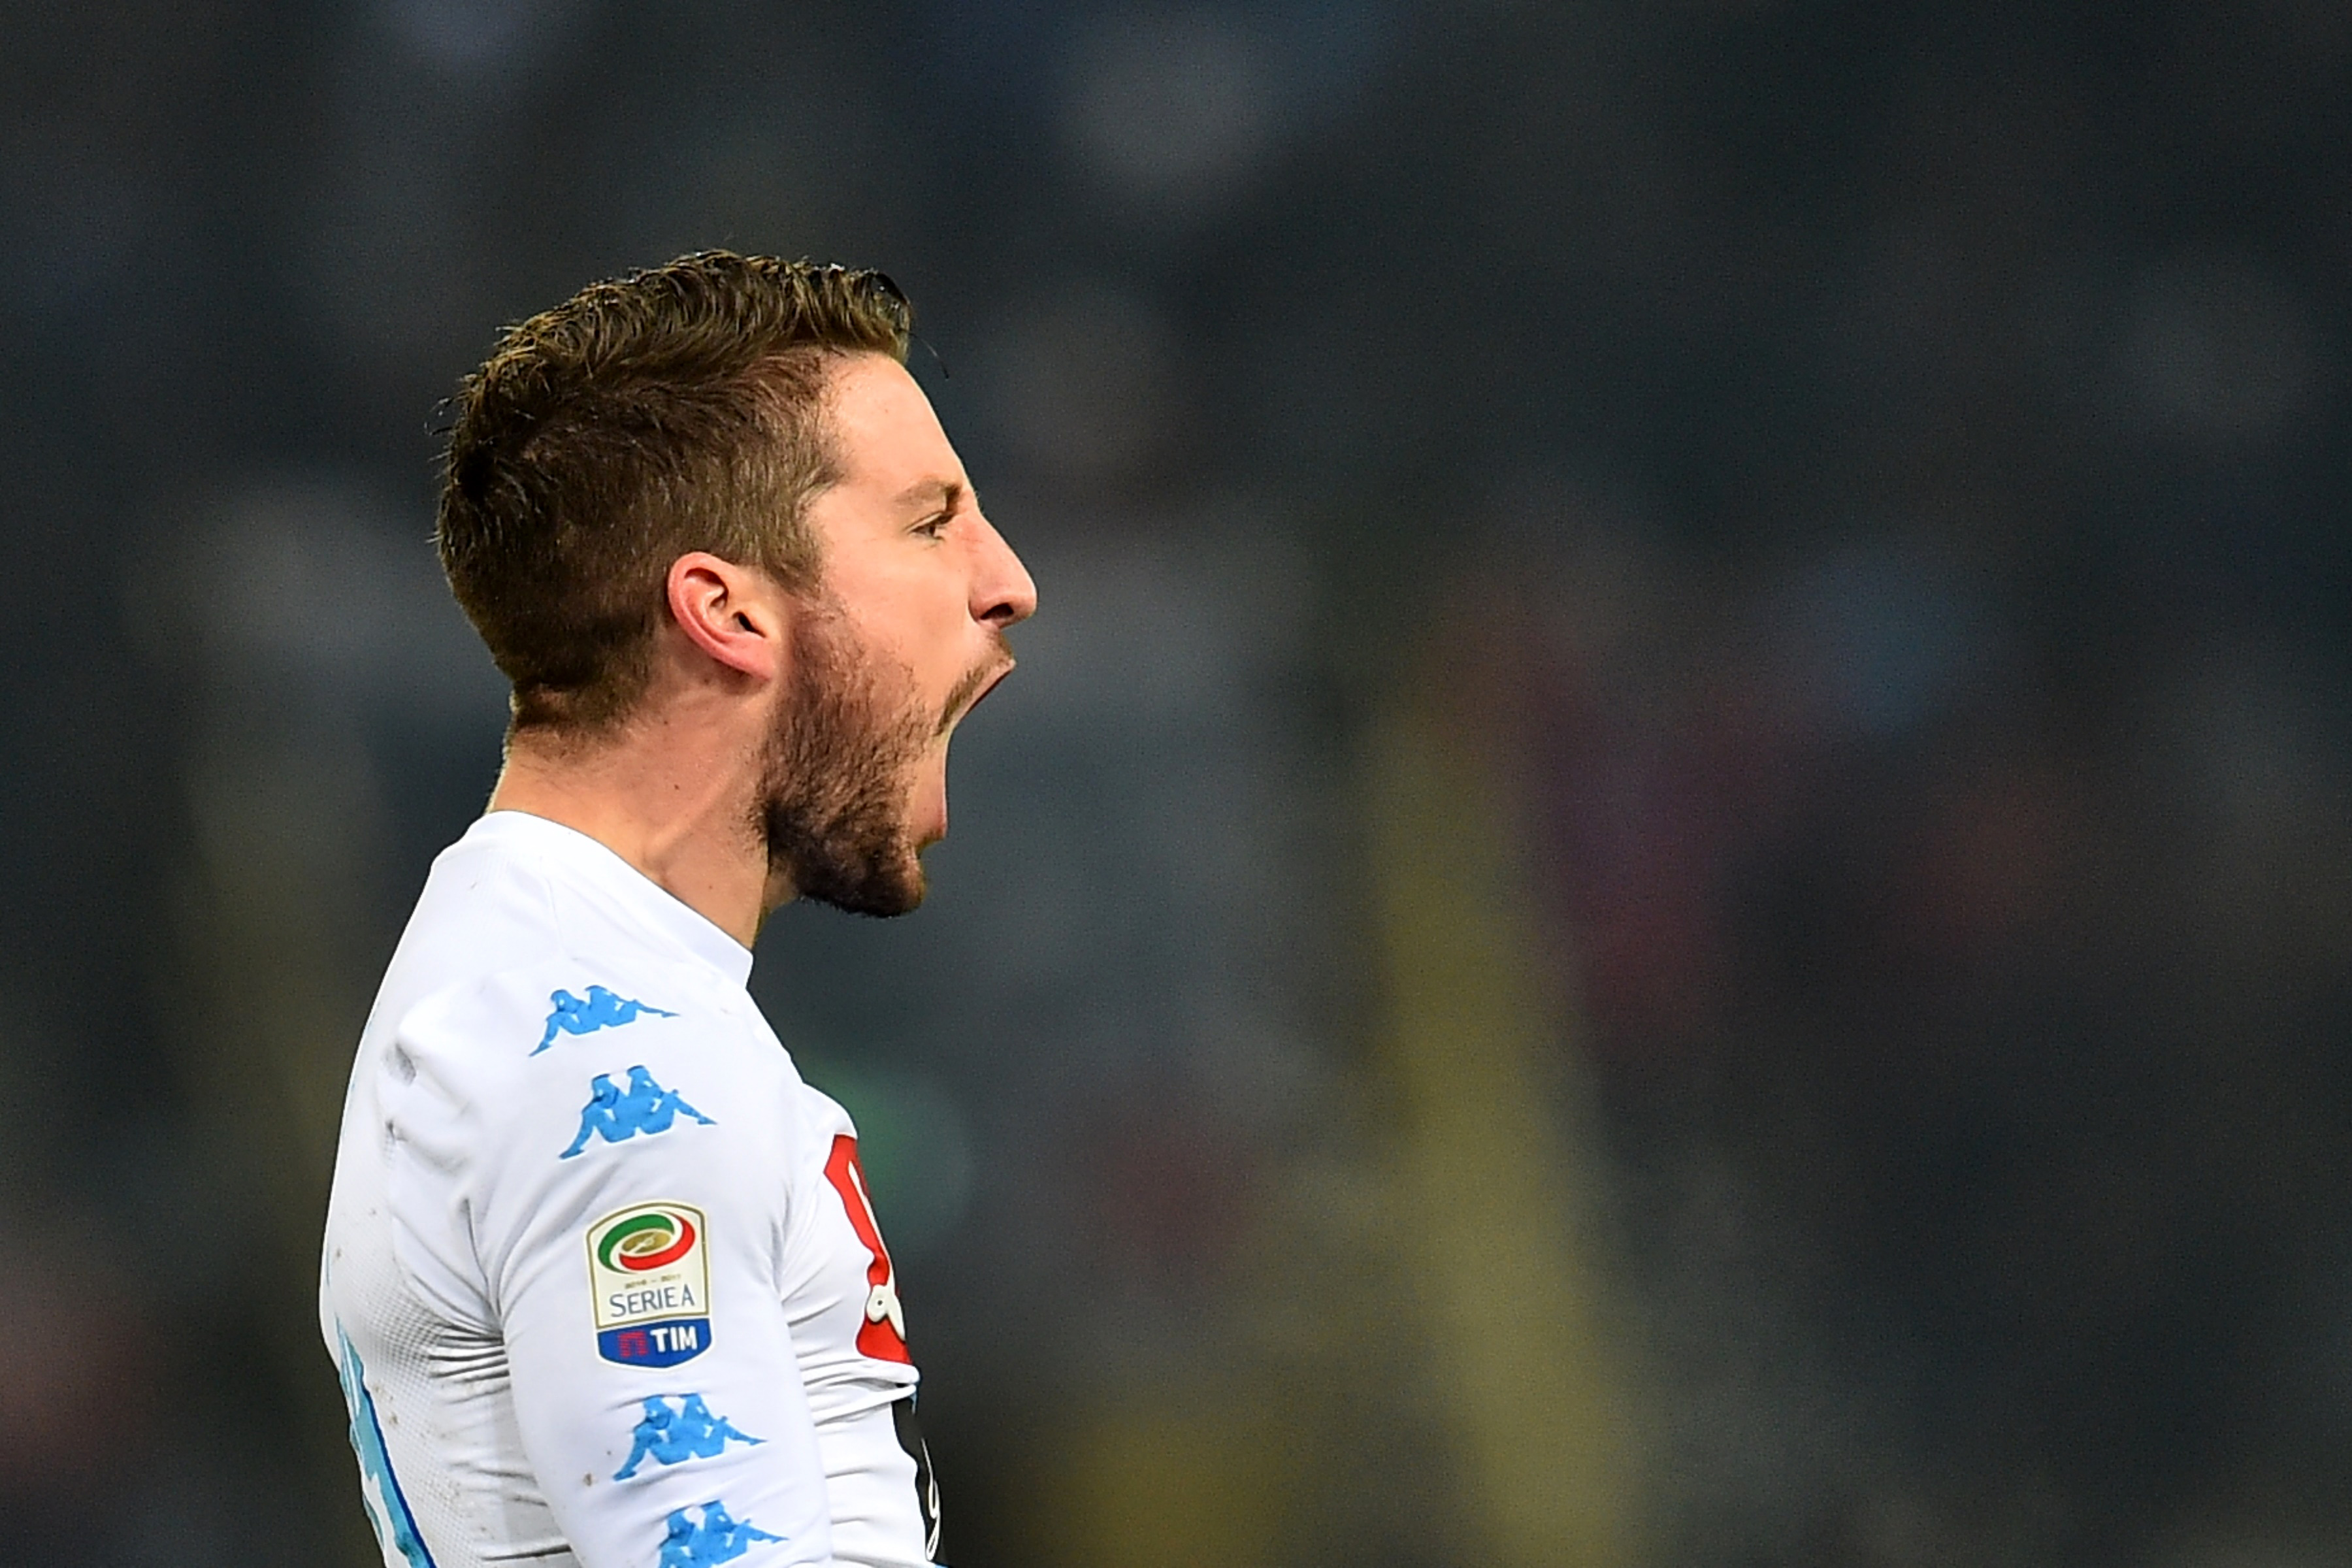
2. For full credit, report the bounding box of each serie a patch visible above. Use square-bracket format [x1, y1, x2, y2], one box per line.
[587, 1201, 712, 1367]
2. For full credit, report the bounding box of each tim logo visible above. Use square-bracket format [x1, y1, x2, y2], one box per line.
[605, 1321, 706, 1367]
[823, 1134, 911, 1365]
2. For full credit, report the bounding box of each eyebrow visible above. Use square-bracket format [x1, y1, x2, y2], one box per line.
[893, 478, 967, 513]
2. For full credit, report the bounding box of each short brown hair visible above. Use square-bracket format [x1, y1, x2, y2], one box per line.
[436, 250, 913, 733]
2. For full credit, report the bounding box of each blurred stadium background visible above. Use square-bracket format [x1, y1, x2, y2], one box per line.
[5, 3, 2351, 1565]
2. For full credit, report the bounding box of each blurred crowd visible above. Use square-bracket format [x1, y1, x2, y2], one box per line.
[2, 3, 2347, 1565]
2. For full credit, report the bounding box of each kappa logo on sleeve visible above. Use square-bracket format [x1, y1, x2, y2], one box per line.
[534, 986, 676, 1055]
[587, 1203, 713, 1367]
[657, 1501, 782, 1567]
[561, 1066, 715, 1158]
[613, 1394, 763, 1479]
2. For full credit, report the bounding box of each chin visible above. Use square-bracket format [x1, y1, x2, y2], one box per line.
[863, 842, 930, 916]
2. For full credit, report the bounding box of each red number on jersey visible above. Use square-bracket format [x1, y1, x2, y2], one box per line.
[823, 1134, 913, 1364]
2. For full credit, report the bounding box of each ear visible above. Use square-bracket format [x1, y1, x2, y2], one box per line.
[665, 552, 786, 681]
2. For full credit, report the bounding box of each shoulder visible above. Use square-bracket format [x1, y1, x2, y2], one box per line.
[788, 1077, 857, 1147]
[393, 962, 804, 1290]
[393, 957, 769, 1110]
[370, 952, 778, 1195]
[399, 960, 706, 1056]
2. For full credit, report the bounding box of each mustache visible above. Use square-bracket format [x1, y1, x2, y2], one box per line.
[937, 637, 1016, 736]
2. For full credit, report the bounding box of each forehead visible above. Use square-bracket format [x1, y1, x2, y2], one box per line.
[820, 354, 961, 493]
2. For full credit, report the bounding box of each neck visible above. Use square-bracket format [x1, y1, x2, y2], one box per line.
[487, 715, 785, 949]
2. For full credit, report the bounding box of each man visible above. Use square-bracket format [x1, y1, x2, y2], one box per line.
[319, 252, 1036, 1568]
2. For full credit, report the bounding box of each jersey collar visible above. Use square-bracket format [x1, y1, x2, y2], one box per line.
[465, 809, 757, 987]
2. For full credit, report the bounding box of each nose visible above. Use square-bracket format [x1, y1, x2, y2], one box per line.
[970, 512, 1038, 630]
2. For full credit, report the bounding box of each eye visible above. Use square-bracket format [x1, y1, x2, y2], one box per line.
[914, 512, 952, 540]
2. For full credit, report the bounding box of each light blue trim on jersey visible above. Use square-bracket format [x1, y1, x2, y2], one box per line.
[336, 1324, 440, 1568]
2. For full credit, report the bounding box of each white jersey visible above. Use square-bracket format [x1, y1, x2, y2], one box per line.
[320, 810, 938, 1568]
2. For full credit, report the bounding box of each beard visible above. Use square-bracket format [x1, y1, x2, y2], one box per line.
[757, 595, 936, 917]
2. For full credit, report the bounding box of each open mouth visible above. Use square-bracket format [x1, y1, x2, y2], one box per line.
[939, 658, 1015, 735]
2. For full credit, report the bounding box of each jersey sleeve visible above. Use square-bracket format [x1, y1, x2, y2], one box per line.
[399, 966, 838, 1568]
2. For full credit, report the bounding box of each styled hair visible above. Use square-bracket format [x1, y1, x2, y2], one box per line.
[436, 250, 913, 733]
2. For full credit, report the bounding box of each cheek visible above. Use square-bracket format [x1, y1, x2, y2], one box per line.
[847, 576, 960, 667]
[899, 601, 976, 694]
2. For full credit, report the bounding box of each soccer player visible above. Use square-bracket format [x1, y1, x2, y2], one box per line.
[319, 253, 1036, 1568]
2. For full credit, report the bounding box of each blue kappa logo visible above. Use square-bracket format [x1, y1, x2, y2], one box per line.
[614, 1394, 764, 1479]
[561, 1066, 715, 1158]
[659, 1501, 783, 1567]
[534, 986, 676, 1054]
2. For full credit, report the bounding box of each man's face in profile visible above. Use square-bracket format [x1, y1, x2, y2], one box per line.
[758, 354, 1036, 916]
